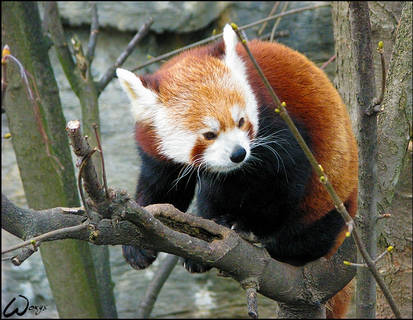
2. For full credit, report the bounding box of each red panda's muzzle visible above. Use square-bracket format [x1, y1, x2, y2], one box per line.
[200, 127, 252, 173]
[230, 145, 247, 163]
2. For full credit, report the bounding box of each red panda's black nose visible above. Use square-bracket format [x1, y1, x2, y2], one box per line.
[230, 145, 246, 163]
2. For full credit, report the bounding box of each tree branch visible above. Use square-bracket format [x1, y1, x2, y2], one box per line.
[231, 20, 402, 318]
[131, 3, 330, 72]
[43, 1, 82, 96]
[1, 191, 356, 312]
[269, 1, 289, 42]
[2, 117, 356, 313]
[2, 221, 89, 255]
[136, 254, 179, 318]
[86, 2, 99, 63]
[97, 17, 153, 94]
[348, 2, 379, 318]
[349, 5, 402, 319]
[66, 120, 106, 205]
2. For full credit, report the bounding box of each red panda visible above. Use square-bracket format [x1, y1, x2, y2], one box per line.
[116, 24, 358, 318]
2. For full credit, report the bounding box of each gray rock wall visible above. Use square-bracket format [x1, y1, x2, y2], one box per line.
[57, 1, 230, 33]
[56, 1, 334, 63]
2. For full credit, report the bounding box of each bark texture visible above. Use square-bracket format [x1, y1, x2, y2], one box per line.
[332, 1, 411, 317]
[2, 2, 112, 318]
[376, 2, 412, 317]
[348, 3, 378, 317]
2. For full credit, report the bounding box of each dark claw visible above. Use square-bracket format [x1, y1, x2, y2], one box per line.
[183, 258, 212, 273]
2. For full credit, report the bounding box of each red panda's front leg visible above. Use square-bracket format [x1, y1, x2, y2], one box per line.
[258, 208, 347, 266]
[122, 149, 197, 270]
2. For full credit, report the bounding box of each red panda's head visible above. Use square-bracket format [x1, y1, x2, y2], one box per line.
[117, 25, 258, 173]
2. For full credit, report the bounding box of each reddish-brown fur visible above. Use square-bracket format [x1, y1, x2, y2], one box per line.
[137, 39, 358, 317]
[134, 123, 166, 160]
[326, 280, 354, 318]
[237, 41, 358, 317]
[237, 40, 358, 224]
[144, 55, 247, 136]
[190, 138, 208, 163]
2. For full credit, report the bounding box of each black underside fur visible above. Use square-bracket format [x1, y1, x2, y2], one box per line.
[122, 105, 346, 271]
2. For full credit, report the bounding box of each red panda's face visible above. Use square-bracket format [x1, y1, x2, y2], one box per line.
[117, 24, 259, 173]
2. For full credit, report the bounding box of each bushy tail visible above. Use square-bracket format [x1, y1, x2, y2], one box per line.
[326, 280, 354, 318]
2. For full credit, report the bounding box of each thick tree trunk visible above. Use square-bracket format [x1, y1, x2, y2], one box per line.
[2, 2, 113, 318]
[331, 1, 410, 318]
[348, 3, 378, 317]
[375, 2, 412, 318]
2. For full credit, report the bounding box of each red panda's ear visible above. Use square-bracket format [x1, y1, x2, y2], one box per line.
[140, 74, 160, 93]
[222, 24, 260, 134]
[205, 40, 225, 59]
[116, 68, 159, 122]
[223, 24, 239, 66]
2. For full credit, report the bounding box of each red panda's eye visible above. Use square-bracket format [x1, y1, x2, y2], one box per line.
[203, 132, 217, 140]
[238, 117, 245, 128]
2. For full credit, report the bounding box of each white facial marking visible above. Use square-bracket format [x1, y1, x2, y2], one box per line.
[154, 107, 197, 163]
[116, 68, 159, 123]
[203, 127, 251, 172]
[231, 105, 242, 123]
[223, 24, 259, 136]
[117, 68, 197, 163]
[202, 117, 220, 133]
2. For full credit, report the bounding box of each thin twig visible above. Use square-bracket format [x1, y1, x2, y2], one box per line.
[373, 246, 394, 263]
[97, 17, 153, 93]
[241, 279, 260, 319]
[270, 1, 289, 42]
[11, 247, 37, 266]
[3, 50, 64, 171]
[376, 213, 391, 220]
[24, 67, 64, 171]
[2, 256, 15, 261]
[86, 2, 99, 63]
[344, 245, 394, 267]
[232, 22, 355, 230]
[257, 2, 280, 36]
[320, 54, 337, 70]
[230, 22, 402, 319]
[350, 228, 401, 318]
[1, 222, 88, 255]
[2, 45, 10, 109]
[131, 3, 330, 72]
[92, 123, 109, 199]
[376, 42, 386, 107]
[78, 147, 99, 219]
[259, 30, 290, 41]
[367, 41, 387, 115]
[137, 254, 179, 318]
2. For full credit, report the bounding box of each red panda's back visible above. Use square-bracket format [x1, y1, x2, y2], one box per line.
[238, 40, 358, 226]
[238, 40, 358, 319]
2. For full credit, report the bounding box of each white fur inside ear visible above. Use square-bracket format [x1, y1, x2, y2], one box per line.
[223, 24, 238, 59]
[222, 25, 259, 137]
[116, 68, 159, 123]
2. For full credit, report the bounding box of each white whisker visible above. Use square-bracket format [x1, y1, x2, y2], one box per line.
[248, 128, 293, 182]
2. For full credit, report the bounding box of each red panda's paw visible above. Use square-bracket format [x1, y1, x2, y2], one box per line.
[183, 258, 212, 273]
[122, 245, 157, 270]
[231, 223, 260, 244]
